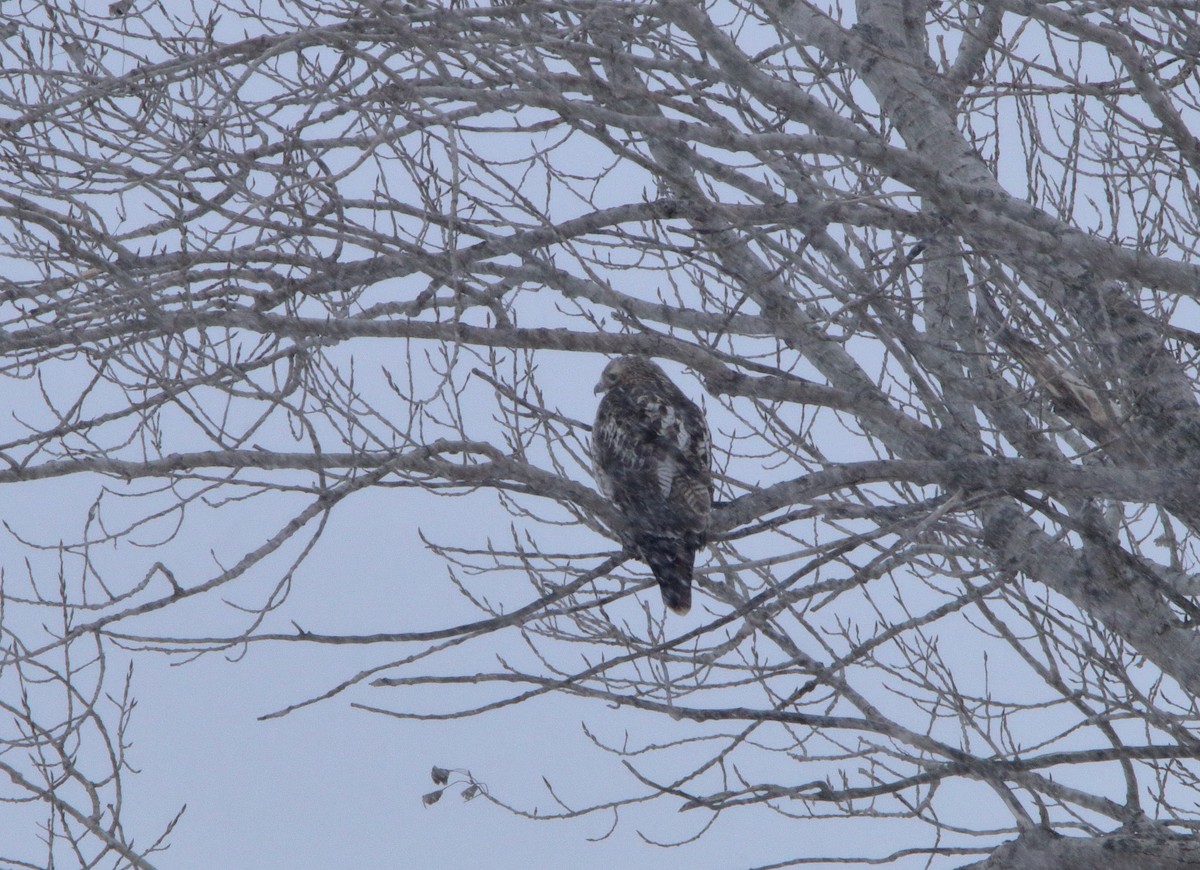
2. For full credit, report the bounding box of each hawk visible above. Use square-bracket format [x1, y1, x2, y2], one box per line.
[591, 356, 712, 614]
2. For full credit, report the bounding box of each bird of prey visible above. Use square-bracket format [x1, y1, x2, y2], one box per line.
[591, 356, 712, 614]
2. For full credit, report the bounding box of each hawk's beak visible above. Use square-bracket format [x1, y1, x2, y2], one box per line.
[593, 382, 604, 395]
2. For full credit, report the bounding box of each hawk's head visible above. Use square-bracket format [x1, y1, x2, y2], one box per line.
[594, 356, 669, 395]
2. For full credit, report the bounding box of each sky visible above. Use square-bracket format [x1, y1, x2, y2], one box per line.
[0, 354, 962, 868]
[110, 440, 895, 870]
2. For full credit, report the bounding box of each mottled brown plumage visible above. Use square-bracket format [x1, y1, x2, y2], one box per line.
[591, 357, 712, 614]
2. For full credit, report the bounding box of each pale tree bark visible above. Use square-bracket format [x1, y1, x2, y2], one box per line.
[1, 0, 1200, 866]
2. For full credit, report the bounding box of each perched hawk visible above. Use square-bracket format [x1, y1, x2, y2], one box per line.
[591, 356, 712, 614]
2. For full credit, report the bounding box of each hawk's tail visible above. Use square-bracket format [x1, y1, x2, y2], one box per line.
[638, 535, 696, 615]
